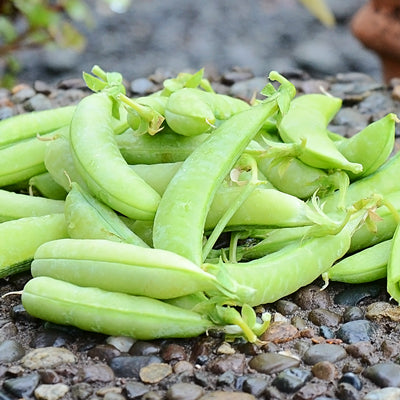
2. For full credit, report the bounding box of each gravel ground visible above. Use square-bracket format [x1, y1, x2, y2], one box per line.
[2, 69, 400, 399]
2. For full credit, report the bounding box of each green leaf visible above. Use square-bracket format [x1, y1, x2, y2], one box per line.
[82, 72, 107, 92]
[0, 16, 17, 43]
[298, 0, 335, 27]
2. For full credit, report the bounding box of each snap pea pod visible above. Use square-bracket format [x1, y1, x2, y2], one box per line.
[204, 208, 369, 307]
[334, 113, 397, 181]
[278, 94, 362, 174]
[0, 105, 75, 148]
[116, 127, 209, 164]
[69, 92, 161, 220]
[387, 224, 400, 303]
[0, 189, 65, 222]
[64, 182, 148, 247]
[164, 87, 250, 136]
[31, 238, 225, 299]
[0, 214, 68, 278]
[322, 239, 391, 285]
[29, 172, 67, 200]
[22, 276, 214, 340]
[153, 72, 296, 265]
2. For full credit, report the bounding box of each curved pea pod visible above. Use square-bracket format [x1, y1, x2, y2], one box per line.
[387, 224, 400, 303]
[64, 182, 148, 247]
[321, 150, 400, 214]
[324, 239, 390, 284]
[69, 93, 161, 220]
[153, 72, 296, 265]
[29, 172, 68, 200]
[116, 127, 209, 164]
[22, 277, 214, 340]
[278, 94, 362, 174]
[164, 88, 250, 136]
[0, 105, 75, 148]
[0, 214, 68, 278]
[31, 238, 222, 299]
[0, 189, 65, 222]
[204, 209, 367, 307]
[334, 113, 397, 180]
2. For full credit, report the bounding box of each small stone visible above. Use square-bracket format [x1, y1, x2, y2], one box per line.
[338, 372, 362, 390]
[345, 341, 375, 363]
[363, 362, 400, 387]
[272, 368, 313, 393]
[76, 363, 115, 383]
[260, 321, 298, 343]
[0, 339, 25, 362]
[364, 387, 400, 400]
[161, 343, 187, 361]
[21, 347, 76, 369]
[216, 342, 235, 355]
[11, 85, 35, 103]
[292, 382, 329, 400]
[343, 306, 364, 322]
[207, 353, 246, 374]
[334, 283, 382, 306]
[106, 336, 135, 352]
[308, 308, 342, 327]
[70, 382, 93, 400]
[381, 339, 400, 359]
[3, 372, 40, 398]
[87, 344, 121, 363]
[139, 363, 172, 383]
[166, 382, 204, 400]
[130, 78, 156, 95]
[34, 383, 69, 400]
[123, 381, 149, 399]
[23, 93, 52, 111]
[319, 326, 335, 339]
[311, 361, 338, 381]
[294, 285, 331, 310]
[336, 382, 360, 400]
[366, 302, 400, 322]
[242, 376, 270, 397]
[303, 344, 347, 365]
[199, 391, 256, 400]
[0, 322, 18, 341]
[274, 299, 300, 315]
[173, 360, 194, 375]
[109, 355, 163, 378]
[336, 320, 377, 344]
[130, 341, 161, 356]
[248, 353, 300, 374]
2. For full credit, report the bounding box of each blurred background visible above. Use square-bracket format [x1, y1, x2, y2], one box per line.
[0, 0, 381, 86]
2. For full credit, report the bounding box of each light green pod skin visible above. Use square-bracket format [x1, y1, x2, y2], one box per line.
[0, 189, 65, 222]
[388, 224, 400, 303]
[153, 83, 292, 265]
[29, 172, 67, 200]
[116, 127, 209, 164]
[22, 277, 214, 340]
[0, 214, 68, 278]
[165, 88, 250, 136]
[0, 105, 75, 148]
[69, 93, 161, 220]
[278, 94, 362, 174]
[326, 239, 390, 284]
[0, 132, 55, 187]
[204, 210, 364, 307]
[31, 238, 221, 299]
[64, 182, 148, 247]
[322, 149, 400, 214]
[334, 113, 397, 180]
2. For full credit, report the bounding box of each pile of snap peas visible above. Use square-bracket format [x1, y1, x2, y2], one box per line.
[2, 65, 400, 343]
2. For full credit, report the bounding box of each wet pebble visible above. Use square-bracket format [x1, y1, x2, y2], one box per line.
[274, 299, 300, 315]
[260, 321, 299, 343]
[358, 92, 395, 116]
[336, 382, 361, 400]
[123, 381, 149, 399]
[106, 335, 135, 352]
[0, 322, 18, 341]
[338, 372, 362, 390]
[0, 339, 25, 363]
[319, 326, 335, 339]
[248, 352, 300, 374]
[336, 320, 377, 344]
[272, 367, 313, 393]
[303, 344, 347, 365]
[3, 372, 40, 398]
[380, 339, 400, 359]
[311, 361, 338, 381]
[139, 362, 172, 384]
[34, 383, 69, 400]
[87, 344, 122, 363]
[366, 301, 400, 322]
[70, 382, 93, 399]
[23, 93, 52, 111]
[31, 329, 70, 348]
[308, 308, 342, 327]
[173, 360, 194, 375]
[207, 353, 246, 375]
[161, 343, 187, 361]
[334, 283, 382, 306]
[130, 78, 157, 95]
[343, 306, 364, 322]
[331, 107, 369, 136]
[292, 382, 329, 400]
[109, 355, 163, 378]
[11, 85, 36, 103]
[130, 341, 161, 356]
[21, 347, 76, 370]
[76, 363, 115, 383]
[363, 387, 400, 400]
[166, 382, 204, 400]
[363, 362, 400, 388]
[345, 342, 376, 364]
[241, 376, 270, 397]
[294, 285, 331, 310]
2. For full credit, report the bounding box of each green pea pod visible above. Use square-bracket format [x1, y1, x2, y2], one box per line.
[153, 71, 296, 265]
[29, 172, 68, 200]
[388, 223, 400, 303]
[0, 105, 75, 148]
[334, 113, 397, 180]
[69, 93, 161, 220]
[22, 276, 214, 340]
[164, 88, 250, 136]
[324, 239, 390, 284]
[0, 189, 65, 222]
[31, 238, 223, 299]
[116, 126, 209, 164]
[0, 214, 68, 278]
[278, 94, 362, 174]
[204, 208, 369, 307]
[64, 182, 148, 247]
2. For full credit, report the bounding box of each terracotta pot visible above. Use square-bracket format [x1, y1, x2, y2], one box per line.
[351, 0, 400, 82]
